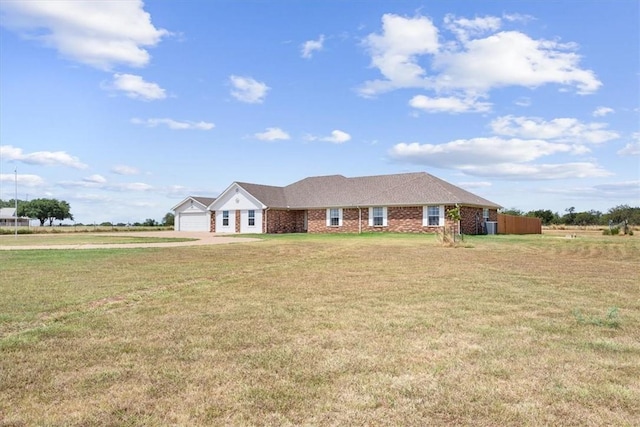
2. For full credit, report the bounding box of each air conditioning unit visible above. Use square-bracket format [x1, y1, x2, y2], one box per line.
[486, 221, 498, 235]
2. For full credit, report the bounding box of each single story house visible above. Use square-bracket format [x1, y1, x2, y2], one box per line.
[172, 196, 216, 231]
[0, 208, 30, 227]
[173, 172, 502, 235]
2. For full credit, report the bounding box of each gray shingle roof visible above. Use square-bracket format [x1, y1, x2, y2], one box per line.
[192, 196, 217, 207]
[235, 172, 501, 209]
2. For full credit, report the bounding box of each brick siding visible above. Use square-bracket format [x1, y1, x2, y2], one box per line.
[209, 206, 497, 234]
[265, 209, 306, 233]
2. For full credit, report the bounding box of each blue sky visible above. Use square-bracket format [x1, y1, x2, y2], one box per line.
[1, 1, 638, 224]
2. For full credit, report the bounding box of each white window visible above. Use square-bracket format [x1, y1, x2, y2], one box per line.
[248, 210, 255, 226]
[483, 208, 490, 220]
[423, 205, 445, 226]
[326, 208, 342, 227]
[222, 210, 229, 226]
[369, 207, 387, 227]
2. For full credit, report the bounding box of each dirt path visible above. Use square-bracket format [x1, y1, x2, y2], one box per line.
[0, 231, 261, 250]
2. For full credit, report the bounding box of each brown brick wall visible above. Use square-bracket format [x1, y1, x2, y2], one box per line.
[266, 209, 306, 233]
[308, 206, 451, 234]
[209, 206, 498, 235]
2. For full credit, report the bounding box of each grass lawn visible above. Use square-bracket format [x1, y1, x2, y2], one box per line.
[1, 233, 638, 425]
[0, 234, 196, 247]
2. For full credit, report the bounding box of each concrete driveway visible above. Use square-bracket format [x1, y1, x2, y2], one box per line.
[0, 231, 261, 250]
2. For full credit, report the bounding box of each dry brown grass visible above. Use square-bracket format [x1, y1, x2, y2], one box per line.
[1, 233, 638, 426]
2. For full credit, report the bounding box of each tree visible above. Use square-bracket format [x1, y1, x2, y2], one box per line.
[18, 198, 73, 226]
[142, 218, 158, 227]
[162, 212, 175, 226]
[499, 208, 525, 216]
[605, 205, 640, 226]
[526, 209, 557, 225]
[563, 207, 577, 225]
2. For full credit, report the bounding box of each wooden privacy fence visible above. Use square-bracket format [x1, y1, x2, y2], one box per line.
[497, 214, 542, 234]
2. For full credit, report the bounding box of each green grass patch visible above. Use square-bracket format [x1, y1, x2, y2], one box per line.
[0, 233, 638, 425]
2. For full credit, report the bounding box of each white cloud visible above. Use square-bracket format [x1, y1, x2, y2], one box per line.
[444, 14, 502, 42]
[59, 179, 153, 192]
[514, 97, 531, 107]
[540, 181, 640, 201]
[457, 181, 492, 188]
[83, 174, 107, 184]
[0, 173, 45, 187]
[432, 31, 601, 95]
[301, 34, 325, 59]
[0, 144, 87, 169]
[359, 14, 439, 97]
[131, 118, 214, 130]
[229, 75, 269, 104]
[593, 106, 614, 117]
[490, 115, 620, 144]
[388, 137, 611, 180]
[109, 73, 166, 101]
[120, 182, 153, 191]
[617, 133, 640, 156]
[390, 137, 572, 167]
[322, 130, 351, 144]
[254, 127, 290, 141]
[358, 13, 601, 100]
[459, 162, 612, 180]
[111, 165, 140, 175]
[409, 94, 491, 113]
[0, 0, 168, 70]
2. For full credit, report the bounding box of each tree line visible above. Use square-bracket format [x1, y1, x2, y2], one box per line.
[3, 198, 637, 227]
[1, 198, 175, 227]
[1, 198, 73, 226]
[500, 204, 640, 226]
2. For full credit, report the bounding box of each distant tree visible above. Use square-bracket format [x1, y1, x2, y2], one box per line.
[500, 208, 525, 216]
[100, 222, 113, 227]
[18, 198, 73, 226]
[574, 210, 602, 226]
[605, 205, 640, 226]
[563, 207, 577, 225]
[142, 218, 158, 227]
[526, 209, 557, 225]
[162, 212, 175, 226]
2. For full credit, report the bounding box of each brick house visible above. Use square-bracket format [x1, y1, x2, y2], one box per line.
[176, 172, 501, 235]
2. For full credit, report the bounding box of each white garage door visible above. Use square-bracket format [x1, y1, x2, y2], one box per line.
[178, 212, 209, 231]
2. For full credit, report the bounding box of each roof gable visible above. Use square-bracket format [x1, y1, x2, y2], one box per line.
[171, 196, 216, 211]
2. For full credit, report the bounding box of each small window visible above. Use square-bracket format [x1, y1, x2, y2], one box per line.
[427, 206, 440, 226]
[373, 207, 384, 226]
[483, 208, 490, 220]
[222, 210, 229, 226]
[369, 206, 388, 227]
[248, 210, 255, 226]
[330, 208, 340, 226]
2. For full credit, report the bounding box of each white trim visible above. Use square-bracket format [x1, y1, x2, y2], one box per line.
[368, 206, 387, 227]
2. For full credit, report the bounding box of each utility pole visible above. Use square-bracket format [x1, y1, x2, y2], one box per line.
[14, 168, 18, 238]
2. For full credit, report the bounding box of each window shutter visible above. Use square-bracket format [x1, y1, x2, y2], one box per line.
[382, 207, 388, 226]
[338, 208, 343, 226]
[326, 208, 331, 227]
[368, 207, 373, 226]
[439, 205, 445, 226]
[422, 206, 428, 226]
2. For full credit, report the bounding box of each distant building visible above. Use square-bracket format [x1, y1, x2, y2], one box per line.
[0, 208, 30, 227]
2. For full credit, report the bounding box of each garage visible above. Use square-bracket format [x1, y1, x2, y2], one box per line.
[177, 212, 209, 231]
[172, 196, 216, 232]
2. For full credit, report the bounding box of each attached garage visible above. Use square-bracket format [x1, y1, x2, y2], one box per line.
[172, 196, 216, 232]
